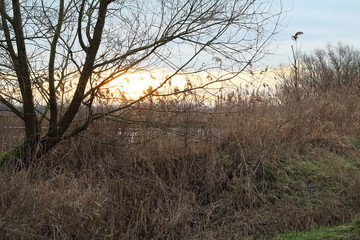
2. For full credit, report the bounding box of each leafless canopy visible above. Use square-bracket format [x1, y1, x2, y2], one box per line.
[0, 0, 282, 163]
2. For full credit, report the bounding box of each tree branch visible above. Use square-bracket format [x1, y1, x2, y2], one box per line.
[48, 0, 65, 136]
[0, 94, 24, 120]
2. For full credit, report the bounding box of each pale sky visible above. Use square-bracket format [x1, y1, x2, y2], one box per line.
[266, 0, 360, 67]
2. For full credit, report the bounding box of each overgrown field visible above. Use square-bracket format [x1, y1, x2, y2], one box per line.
[1, 83, 360, 239]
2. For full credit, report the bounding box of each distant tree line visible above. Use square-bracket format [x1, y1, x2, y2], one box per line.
[299, 42, 360, 88]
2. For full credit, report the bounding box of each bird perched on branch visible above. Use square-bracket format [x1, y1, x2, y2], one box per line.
[292, 31, 304, 41]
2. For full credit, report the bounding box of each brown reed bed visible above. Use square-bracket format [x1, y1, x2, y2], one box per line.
[1, 84, 360, 239]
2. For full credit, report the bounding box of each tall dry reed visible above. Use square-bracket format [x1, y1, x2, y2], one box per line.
[1, 82, 360, 239]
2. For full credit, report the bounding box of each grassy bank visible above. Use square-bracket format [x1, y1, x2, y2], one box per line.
[1, 85, 360, 239]
[275, 219, 360, 240]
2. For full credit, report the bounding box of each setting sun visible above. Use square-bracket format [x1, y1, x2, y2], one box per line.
[109, 71, 162, 99]
[105, 69, 188, 100]
[99, 67, 281, 103]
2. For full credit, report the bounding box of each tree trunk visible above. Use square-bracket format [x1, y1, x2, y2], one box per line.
[57, 0, 110, 136]
[0, 135, 64, 168]
[0, 1, 111, 168]
[12, 0, 39, 140]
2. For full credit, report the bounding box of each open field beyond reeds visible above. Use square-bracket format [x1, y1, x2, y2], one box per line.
[1, 84, 360, 239]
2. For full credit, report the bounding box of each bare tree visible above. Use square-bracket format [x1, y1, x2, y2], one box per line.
[0, 0, 282, 166]
[300, 42, 360, 88]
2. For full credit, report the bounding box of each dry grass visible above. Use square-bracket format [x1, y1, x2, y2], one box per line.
[1, 83, 360, 239]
